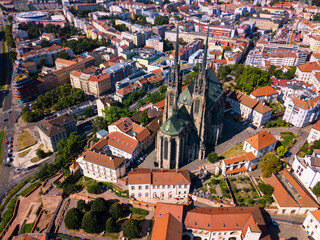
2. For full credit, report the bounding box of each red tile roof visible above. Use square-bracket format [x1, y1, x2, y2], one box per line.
[223, 152, 256, 165]
[151, 213, 182, 240]
[250, 86, 278, 97]
[245, 131, 277, 151]
[313, 120, 320, 131]
[128, 168, 191, 186]
[225, 165, 248, 175]
[298, 61, 320, 72]
[107, 131, 139, 154]
[82, 150, 125, 170]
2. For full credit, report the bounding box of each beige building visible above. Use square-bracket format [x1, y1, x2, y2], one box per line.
[227, 90, 273, 127]
[96, 97, 116, 117]
[37, 114, 77, 152]
[70, 70, 113, 97]
[309, 35, 320, 53]
[128, 168, 191, 201]
[76, 149, 126, 183]
[303, 210, 320, 239]
[243, 131, 277, 158]
[308, 120, 320, 143]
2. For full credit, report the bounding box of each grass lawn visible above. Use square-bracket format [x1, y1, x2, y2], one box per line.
[0, 40, 8, 90]
[19, 222, 34, 234]
[0, 131, 5, 165]
[220, 143, 246, 159]
[131, 213, 146, 221]
[30, 157, 39, 163]
[280, 132, 298, 148]
[102, 232, 120, 239]
[297, 142, 310, 157]
[269, 102, 285, 112]
[229, 176, 259, 206]
[17, 131, 37, 151]
[18, 149, 32, 158]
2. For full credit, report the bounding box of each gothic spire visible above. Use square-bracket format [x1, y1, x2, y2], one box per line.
[201, 24, 210, 73]
[174, 22, 179, 66]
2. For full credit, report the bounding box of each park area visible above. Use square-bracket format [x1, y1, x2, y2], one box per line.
[17, 131, 37, 151]
[279, 132, 298, 149]
[219, 143, 246, 159]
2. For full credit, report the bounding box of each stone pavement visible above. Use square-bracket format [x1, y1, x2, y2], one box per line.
[141, 211, 154, 240]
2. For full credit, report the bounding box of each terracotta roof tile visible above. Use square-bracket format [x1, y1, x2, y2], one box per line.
[245, 131, 277, 151]
[223, 152, 256, 165]
[298, 61, 320, 72]
[107, 131, 139, 154]
[128, 168, 191, 185]
[251, 86, 278, 97]
[82, 150, 125, 170]
[151, 213, 182, 240]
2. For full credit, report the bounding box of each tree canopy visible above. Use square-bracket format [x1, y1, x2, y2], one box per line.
[122, 219, 141, 239]
[103, 106, 131, 125]
[87, 181, 99, 194]
[312, 181, 320, 197]
[92, 116, 108, 133]
[91, 197, 108, 213]
[81, 211, 101, 233]
[139, 111, 150, 127]
[105, 217, 117, 233]
[154, 15, 169, 25]
[64, 208, 83, 230]
[260, 153, 283, 178]
[208, 152, 219, 163]
[109, 203, 123, 220]
[258, 183, 274, 196]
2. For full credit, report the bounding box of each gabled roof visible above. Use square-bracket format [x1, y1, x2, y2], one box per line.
[107, 131, 139, 154]
[81, 150, 125, 170]
[128, 168, 191, 185]
[297, 61, 320, 72]
[37, 114, 75, 137]
[223, 152, 256, 165]
[245, 131, 277, 151]
[250, 86, 278, 97]
[310, 210, 320, 223]
[312, 119, 320, 131]
[151, 213, 182, 240]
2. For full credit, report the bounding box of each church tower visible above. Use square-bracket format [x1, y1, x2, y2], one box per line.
[163, 23, 181, 122]
[192, 26, 210, 159]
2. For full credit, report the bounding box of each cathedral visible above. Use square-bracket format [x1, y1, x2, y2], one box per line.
[156, 25, 225, 169]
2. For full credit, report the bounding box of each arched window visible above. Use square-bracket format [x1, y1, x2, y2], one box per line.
[138, 193, 142, 197]
[168, 192, 172, 199]
[145, 192, 149, 198]
[194, 98, 200, 114]
[169, 94, 174, 106]
[153, 192, 157, 198]
[164, 138, 168, 160]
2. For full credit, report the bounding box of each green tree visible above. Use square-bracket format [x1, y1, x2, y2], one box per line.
[312, 181, 320, 197]
[36, 149, 46, 159]
[40, 39, 50, 48]
[109, 203, 123, 220]
[217, 65, 229, 81]
[139, 111, 150, 127]
[105, 217, 117, 233]
[83, 107, 94, 117]
[154, 15, 169, 25]
[92, 116, 108, 133]
[77, 199, 87, 211]
[38, 57, 47, 69]
[208, 152, 219, 163]
[81, 211, 101, 233]
[87, 181, 99, 194]
[91, 197, 108, 213]
[64, 208, 83, 230]
[258, 183, 274, 196]
[57, 51, 70, 60]
[103, 106, 131, 124]
[122, 219, 140, 239]
[311, 140, 320, 151]
[260, 153, 283, 178]
[276, 145, 287, 157]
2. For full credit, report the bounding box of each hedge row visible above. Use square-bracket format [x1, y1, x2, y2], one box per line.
[20, 182, 41, 197]
[0, 198, 17, 233]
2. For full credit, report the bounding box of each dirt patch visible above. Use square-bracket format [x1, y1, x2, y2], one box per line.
[17, 131, 37, 151]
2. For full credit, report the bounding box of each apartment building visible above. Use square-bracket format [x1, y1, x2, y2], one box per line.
[70, 69, 113, 97]
[295, 61, 320, 82]
[309, 35, 320, 53]
[108, 117, 152, 152]
[227, 90, 273, 127]
[308, 120, 320, 143]
[263, 169, 319, 215]
[151, 203, 271, 240]
[145, 35, 164, 52]
[292, 151, 320, 189]
[37, 114, 77, 152]
[222, 152, 257, 176]
[76, 148, 126, 183]
[243, 131, 277, 158]
[283, 95, 320, 127]
[103, 62, 134, 85]
[17, 44, 73, 66]
[303, 210, 320, 240]
[250, 86, 278, 103]
[169, 39, 203, 62]
[128, 168, 191, 201]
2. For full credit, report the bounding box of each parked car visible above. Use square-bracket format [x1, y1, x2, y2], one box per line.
[285, 152, 292, 157]
[6, 158, 11, 163]
[3, 118, 8, 122]
[5, 140, 8, 144]
[272, 220, 278, 227]
[4, 163, 11, 167]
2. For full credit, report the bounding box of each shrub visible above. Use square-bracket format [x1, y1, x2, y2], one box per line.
[105, 217, 117, 233]
[208, 152, 219, 163]
[258, 183, 274, 196]
[91, 197, 108, 213]
[129, 207, 149, 216]
[64, 208, 83, 230]
[109, 203, 123, 220]
[77, 199, 89, 212]
[122, 219, 140, 239]
[20, 182, 41, 197]
[87, 181, 99, 194]
[257, 198, 266, 208]
[81, 211, 101, 233]
[0, 198, 17, 233]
